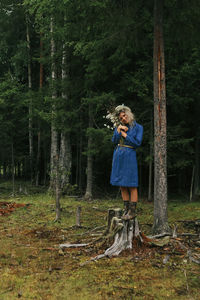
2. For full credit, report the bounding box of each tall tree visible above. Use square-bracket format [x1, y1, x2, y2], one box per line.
[59, 43, 72, 190]
[152, 0, 170, 234]
[49, 17, 58, 190]
[84, 102, 93, 200]
[26, 14, 33, 183]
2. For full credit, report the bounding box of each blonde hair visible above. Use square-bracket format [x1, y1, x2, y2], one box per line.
[115, 105, 135, 126]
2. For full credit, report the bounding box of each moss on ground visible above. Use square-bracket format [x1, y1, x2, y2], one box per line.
[0, 181, 199, 299]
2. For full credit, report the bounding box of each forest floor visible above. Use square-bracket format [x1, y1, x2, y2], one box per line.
[0, 181, 199, 300]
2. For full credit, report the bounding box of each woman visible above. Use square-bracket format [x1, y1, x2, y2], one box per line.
[110, 105, 143, 220]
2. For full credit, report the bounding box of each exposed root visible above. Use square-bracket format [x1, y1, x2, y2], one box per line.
[59, 208, 200, 266]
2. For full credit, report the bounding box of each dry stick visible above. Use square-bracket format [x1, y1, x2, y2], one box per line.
[184, 269, 189, 293]
[147, 232, 171, 239]
[76, 206, 81, 227]
[179, 233, 199, 237]
[172, 224, 178, 238]
[80, 225, 106, 236]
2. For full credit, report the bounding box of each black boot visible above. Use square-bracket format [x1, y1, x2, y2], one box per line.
[122, 201, 129, 217]
[122, 202, 137, 220]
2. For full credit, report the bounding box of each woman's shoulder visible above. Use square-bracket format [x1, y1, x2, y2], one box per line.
[132, 121, 143, 130]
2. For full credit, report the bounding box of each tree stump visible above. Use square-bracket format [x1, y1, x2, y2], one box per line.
[59, 208, 200, 266]
[92, 208, 143, 260]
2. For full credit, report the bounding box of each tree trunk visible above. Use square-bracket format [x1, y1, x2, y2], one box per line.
[78, 121, 83, 191]
[59, 44, 72, 190]
[152, 0, 170, 234]
[148, 114, 153, 202]
[54, 155, 61, 221]
[35, 129, 41, 186]
[49, 18, 58, 190]
[59, 132, 72, 189]
[43, 138, 47, 186]
[11, 142, 15, 196]
[35, 35, 43, 186]
[190, 165, 195, 202]
[193, 137, 200, 200]
[26, 15, 33, 183]
[84, 103, 93, 201]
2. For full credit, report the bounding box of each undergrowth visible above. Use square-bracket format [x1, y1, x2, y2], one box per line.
[0, 181, 199, 300]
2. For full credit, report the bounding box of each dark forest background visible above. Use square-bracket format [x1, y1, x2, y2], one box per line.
[0, 0, 199, 201]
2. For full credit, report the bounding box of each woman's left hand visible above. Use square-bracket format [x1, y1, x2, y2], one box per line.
[121, 130, 127, 138]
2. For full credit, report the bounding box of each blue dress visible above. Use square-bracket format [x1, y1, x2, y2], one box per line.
[110, 122, 143, 187]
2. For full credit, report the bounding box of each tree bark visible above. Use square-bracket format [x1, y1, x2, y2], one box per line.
[59, 43, 72, 190]
[78, 120, 83, 191]
[193, 137, 200, 200]
[190, 165, 195, 202]
[84, 103, 93, 201]
[152, 0, 170, 234]
[35, 129, 41, 186]
[35, 34, 43, 186]
[54, 155, 61, 221]
[148, 114, 153, 202]
[26, 15, 33, 183]
[11, 142, 15, 196]
[59, 132, 72, 189]
[50, 18, 58, 190]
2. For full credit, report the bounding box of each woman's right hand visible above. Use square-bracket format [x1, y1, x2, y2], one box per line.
[117, 125, 128, 133]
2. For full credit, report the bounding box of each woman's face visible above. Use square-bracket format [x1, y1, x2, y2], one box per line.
[119, 112, 129, 124]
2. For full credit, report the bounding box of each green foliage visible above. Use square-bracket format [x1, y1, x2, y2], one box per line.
[0, 0, 199, 194]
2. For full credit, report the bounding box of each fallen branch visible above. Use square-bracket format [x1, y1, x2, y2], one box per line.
[60, 243, 89, 249]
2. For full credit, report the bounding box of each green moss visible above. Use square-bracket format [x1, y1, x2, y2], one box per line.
[0, 183, 200, 299]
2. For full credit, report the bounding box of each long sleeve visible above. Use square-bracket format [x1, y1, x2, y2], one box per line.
[112, 128, 121, 144]
[125, 123, 143, 148]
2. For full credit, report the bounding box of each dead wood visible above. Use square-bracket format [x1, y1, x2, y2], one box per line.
[76, 206, 81, 227]
[59, 208, 200, 266]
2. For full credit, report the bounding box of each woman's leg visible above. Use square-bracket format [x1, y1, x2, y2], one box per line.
[120, 187, 130, 215]
[130, 187, 138, 203]
[122, 187, 137, 220]
[120, 187, 130, 201]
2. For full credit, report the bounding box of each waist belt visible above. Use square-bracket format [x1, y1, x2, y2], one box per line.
[118, 144, 135, 149]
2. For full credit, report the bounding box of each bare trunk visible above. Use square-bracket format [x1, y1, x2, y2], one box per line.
[43, 138, 47, 186]
[26, 16, 33, 182]
[76, 206, 81, 227]
[59, 132, 72, 189]
[11, 142, 15, 196]
[59, 44, 72, 190]
[190, 165, 195, 202]
[54, 155, 61, 221]
[84, 104, 93, 201]
[35, 129, 41, 186]
[79, 123, 83, 191]
[39, 34, 43, 90]
[152, 0, 170, 234]
[50, 18, 58, 190]
[35, 35, 43, 186]
[193, 137, 200, 200]
[148, 114, 153, 202]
